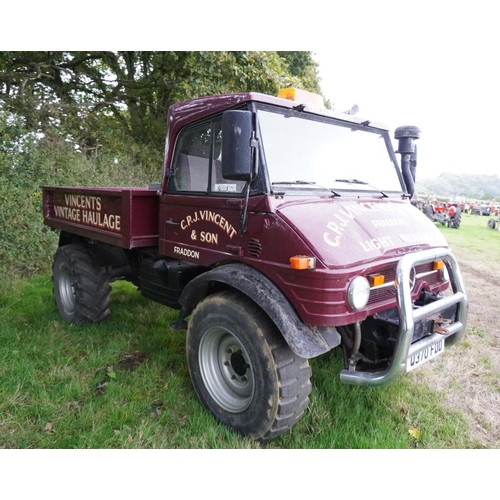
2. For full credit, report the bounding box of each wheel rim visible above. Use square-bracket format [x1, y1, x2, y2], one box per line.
[59, 264, 76, 313]
[198, 327, 254, 413]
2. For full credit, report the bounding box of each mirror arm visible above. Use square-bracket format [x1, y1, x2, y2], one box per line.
[240, 131, 258, 235]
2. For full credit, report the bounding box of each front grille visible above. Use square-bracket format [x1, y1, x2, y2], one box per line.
[367, 261, 442, 306]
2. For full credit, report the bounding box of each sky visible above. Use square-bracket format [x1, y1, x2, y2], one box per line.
[309, 2, 499, 180]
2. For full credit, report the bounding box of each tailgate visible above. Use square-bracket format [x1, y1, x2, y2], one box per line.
[43, 186, 159, 249]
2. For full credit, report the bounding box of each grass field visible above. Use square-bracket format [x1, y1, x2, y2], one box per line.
[1, 212, 497, 450]
[1, 275, 474, 449]
[433, 210, 499, 262]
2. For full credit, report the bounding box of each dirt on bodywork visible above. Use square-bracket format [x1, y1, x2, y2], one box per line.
[411, 246, 500, 448]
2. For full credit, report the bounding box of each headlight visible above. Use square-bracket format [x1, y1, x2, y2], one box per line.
[347, 276, 370, 311]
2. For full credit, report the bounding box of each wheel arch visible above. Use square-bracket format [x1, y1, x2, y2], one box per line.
[58, 231, 131, 276]
[58, 230, 88, 248]
[176, 263, 341, 359]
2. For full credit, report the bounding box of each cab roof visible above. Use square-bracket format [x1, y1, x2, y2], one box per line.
[167, 91, 389, 134]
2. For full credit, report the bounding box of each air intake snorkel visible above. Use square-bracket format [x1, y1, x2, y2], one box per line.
[395, 125, 420, 197]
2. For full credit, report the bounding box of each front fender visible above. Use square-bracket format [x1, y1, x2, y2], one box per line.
[175, 263, 340, 359]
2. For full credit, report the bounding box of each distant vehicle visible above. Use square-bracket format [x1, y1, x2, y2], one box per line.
[411, 198, 426, 210]
[449, 195, 466, 211]
[424, 203, 462, 229]
[471, 204, 492, 216]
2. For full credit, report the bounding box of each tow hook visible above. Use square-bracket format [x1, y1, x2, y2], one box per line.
[348, 353, 362, 371]
[433, 316, 452, 335]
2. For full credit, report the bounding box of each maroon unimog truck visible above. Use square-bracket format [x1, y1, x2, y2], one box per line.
[43, 88, 468, 441]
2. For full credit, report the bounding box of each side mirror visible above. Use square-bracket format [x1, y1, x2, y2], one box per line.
[222, 110, 253, 181]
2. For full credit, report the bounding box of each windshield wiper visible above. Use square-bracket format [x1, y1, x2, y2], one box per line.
[334, 178, 368, 184]
[334, 179, 388, 198]
[272, 181, 341, 197]
[272, 180, 317, 185]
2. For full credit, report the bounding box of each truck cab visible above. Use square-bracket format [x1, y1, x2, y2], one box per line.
[157, 88, 466, 368]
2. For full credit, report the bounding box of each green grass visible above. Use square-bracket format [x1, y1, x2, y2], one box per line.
[434, 211, 500, 260]
[0, 273, 476, 449]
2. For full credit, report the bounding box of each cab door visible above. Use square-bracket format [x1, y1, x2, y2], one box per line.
[159, 116, 247, 266]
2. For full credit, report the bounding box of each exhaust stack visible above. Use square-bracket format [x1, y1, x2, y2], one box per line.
[395, 125, 420, 196]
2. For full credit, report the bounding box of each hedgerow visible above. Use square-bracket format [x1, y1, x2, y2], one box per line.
[0, 121, 161, 285]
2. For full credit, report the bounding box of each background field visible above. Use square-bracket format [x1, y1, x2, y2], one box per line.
[1, 212, 498, 449]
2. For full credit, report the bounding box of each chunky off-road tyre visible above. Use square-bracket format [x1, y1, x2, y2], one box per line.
[423, 204, 434, 221]
[186, 290, 312, 441]
[488, 218, 497, 229]
[451, 209, 462, 229]
[52, 244, 111, 324]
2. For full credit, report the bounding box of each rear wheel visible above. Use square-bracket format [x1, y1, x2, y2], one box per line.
[52, 244, 111, 324]
[186, 290, 312, 441]
[451, 209, 462, 229]
[423, 204, 434, 221]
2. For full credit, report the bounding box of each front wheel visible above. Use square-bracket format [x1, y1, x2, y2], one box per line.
[52, 244, 111, 324]
[186, 290, 312, 441]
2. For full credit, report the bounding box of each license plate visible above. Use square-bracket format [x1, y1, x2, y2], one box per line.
[406, 338, 445, 372]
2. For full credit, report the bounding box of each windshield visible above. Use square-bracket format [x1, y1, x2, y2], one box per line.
[257, 108, 403, 194]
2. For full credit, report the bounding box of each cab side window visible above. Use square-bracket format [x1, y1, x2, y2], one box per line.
[170, 122, 211, 193]
[169, 118, 246, 195]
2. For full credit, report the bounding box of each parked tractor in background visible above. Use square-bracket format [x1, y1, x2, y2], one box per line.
[424, 201, 462, 229]
[471, 203, 492, 216]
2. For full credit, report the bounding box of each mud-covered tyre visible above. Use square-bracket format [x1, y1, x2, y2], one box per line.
[52, 244, 111, 324]
[186, 290, 312, 441]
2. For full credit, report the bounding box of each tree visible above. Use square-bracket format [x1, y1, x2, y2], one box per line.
[0, 51, 322, 153]
[277, 51, 321, 93]
[416, 172, 500, 200]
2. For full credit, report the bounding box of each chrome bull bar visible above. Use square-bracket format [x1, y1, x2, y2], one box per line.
[340, 248, 468, 386]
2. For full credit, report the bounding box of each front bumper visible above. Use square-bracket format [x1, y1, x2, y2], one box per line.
[340, 248, 468, 386]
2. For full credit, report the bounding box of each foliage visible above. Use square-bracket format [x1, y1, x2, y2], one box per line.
[416, 172, 500, 201]
[0, 110, 161, 284]
[277, 51, 322, 93]
[0, 51, 321, 152]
